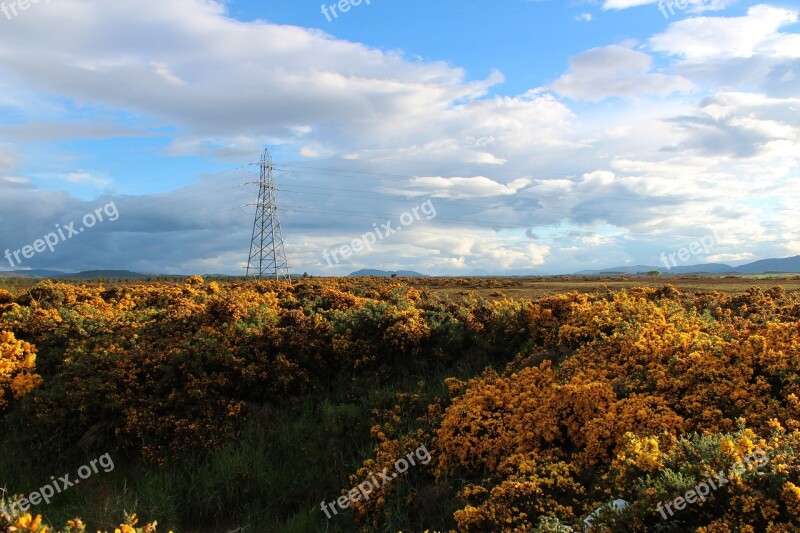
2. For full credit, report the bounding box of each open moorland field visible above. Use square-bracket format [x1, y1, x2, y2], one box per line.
[1, 277, 800, 532]
[4, 274, 800, 298]
[408, 275, 800, 300]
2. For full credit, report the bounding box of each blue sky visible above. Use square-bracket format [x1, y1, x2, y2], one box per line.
[0, 0, 799, 275]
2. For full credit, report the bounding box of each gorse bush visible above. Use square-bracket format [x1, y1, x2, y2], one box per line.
[0, 330, 41, 413]
[368, 286, 800, 532]
[0, 279, 798, 531]
[0, 509, 165, 533]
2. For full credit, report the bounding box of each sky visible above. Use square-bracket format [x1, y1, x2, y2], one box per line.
[0, 0, 798, 276]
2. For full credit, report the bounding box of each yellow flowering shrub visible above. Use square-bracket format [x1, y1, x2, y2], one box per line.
[453, 453, 585, 531]
[3, 512, 166, 533]
[357, 285, 800, 530]
[2, 279, 800, 531]
[0, 330, 41, 412]
[0, 289, 13, 306]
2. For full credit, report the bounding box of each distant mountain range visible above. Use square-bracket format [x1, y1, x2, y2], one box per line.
[349, 269, 428, 278]
[0, 269, 150, 279]
[575, 255, 800, 275]
[2, 256, 798, 279]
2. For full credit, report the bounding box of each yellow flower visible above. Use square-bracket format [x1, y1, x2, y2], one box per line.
[12, 514, 45, 532]
[768, 418, 784, 432]
[720, 438, 741, 462]
[783, 482, 800, 517]
[66, 519, 85, 532]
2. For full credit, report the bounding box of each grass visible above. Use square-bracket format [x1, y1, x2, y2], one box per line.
[0, 360, 471, 532]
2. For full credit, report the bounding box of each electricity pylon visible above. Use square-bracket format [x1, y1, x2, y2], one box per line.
[246, 148, 291, 281]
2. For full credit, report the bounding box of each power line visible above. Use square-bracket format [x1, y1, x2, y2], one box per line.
[271, 163, 747, 206]
[272, 187, 755, 226]
[266, 146, 592, 178]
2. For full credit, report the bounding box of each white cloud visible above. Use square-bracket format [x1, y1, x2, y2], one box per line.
[603, 0, 658, 9]
[382, 176, 532, 199]
[0, 0, 504, 146]
[604, 0, 734, 12]
[551, 45, 694, 101]
[299, 147, 321, 158]
[57, 171, 111, 187]
[785, 241, 800, 255]
[707, 252, 757, 262]
[650, 5, 799, 61]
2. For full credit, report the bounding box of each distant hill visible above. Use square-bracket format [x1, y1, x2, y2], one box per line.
[0, 269, 74, 278]
[577, 263, 735, 275]
[0, 271, 30, 278]
[349, 269, 427, 278]
[733, 256, 800, 274]
[575, 256, 800, 276]
[69, 270, 150, 279]
[0, 269, 149, 279]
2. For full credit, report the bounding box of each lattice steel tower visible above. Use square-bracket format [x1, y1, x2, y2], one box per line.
[246, 148, 291, 281]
